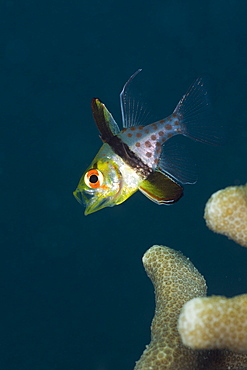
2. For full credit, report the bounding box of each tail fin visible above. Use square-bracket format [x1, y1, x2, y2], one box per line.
[174, 76, 222, 145]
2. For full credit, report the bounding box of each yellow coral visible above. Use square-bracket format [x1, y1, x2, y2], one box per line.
[134, 245, 207, 369]
[204, 184, 247, 247]
[135, 245, 247, 369]
[178, 294, 247, 353]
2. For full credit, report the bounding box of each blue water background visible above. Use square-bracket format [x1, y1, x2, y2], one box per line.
[1, 1, 247, 369]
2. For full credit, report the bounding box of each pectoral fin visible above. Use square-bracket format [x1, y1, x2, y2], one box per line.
[138, 171, 183, 204]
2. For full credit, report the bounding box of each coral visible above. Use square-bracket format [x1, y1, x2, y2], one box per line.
[178, 295, 247, 353]
[135, 245, 247, 369]
[204, 184, 247, 247]
[134, 245, 206, 370]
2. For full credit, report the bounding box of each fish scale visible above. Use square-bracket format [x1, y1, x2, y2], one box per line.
[119, 114, 182, 169]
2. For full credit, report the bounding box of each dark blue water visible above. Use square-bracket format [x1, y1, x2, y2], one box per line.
[1, 1, 247, 369]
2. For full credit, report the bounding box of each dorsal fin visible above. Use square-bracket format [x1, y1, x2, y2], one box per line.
[91, 98, 120, 142]
[120, 69, 152, 128]
[138, 170, 183, 204]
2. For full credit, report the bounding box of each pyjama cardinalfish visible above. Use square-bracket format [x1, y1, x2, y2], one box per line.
[73, 70, 219, 215]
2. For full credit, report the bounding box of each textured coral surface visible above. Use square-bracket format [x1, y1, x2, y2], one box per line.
[134, 245, 206, 370]
[204, 184, 247, 247]
[178, 294, 247, 353]
[135, 245, 247, 369]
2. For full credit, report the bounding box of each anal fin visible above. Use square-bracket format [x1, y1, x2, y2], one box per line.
[138, 171, 183, 205]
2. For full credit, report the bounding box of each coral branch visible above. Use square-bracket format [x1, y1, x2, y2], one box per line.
[178, 295, 247, 353]
[135, 245, 247, 369]
[134, 245, 206, 369]
[204, 184, 247, 247]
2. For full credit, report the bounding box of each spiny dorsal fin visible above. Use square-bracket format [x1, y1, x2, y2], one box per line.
[91, 98, 120, 142]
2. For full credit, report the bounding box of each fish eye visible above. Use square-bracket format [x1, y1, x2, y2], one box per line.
[84, 169, 104, 189]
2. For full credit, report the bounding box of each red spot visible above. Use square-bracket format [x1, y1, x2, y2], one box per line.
[156, 142, 161, 147]
[145, 141, 151, 148]
[154, 158, 159, 164]
[127, 133, 132, 137]
[151, 134, 157, 141]
[158, 131, 164, 136]
[152, 123, 158, 130]
[135, 142, 141, 147]
[174, 120, 179, 126]
[172, 113, 176, 118]
[136, 132, 142, 138]
[122, 128, 127, 132]
[167, 133, 173, 138]
[145, 129, 150, 134]
[156, 147, 161, 154]
[165, 124, 172, 130]
[146, 152, 152, 158]
[138, 126, 144, 130]
[130, 126, 136, 131]
[159, 119, 165, 124]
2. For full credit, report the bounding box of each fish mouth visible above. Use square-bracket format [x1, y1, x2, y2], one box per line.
[73, 187, 93, 206]
[73, 188, 114, 215]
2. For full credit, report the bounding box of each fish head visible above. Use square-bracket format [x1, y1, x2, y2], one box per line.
[73, 159, 121, 215]
[73, 144, 140, 215]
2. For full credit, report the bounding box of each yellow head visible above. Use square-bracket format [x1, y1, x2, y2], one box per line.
[73, 144, 140, 215]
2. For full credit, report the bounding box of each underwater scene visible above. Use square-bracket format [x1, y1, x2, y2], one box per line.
[1, 0, 247, 369]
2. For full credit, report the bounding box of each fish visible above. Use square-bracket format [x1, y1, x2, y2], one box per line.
[73, 70, 219, 215]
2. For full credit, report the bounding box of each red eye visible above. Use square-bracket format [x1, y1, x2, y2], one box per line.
[84, 169, 104, 189]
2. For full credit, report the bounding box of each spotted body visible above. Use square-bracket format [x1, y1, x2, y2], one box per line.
[119, 115, 181, 170]
[74, 70, 219, 215]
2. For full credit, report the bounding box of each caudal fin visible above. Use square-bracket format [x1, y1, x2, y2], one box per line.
[174, 76, 222, 145]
